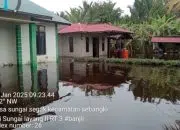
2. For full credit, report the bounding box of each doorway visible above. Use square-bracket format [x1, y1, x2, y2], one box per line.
[93, 37, 99, 57]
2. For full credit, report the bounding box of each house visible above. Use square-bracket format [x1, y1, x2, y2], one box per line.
[59, 23, 132, 58]
[151, 36, 180, 59]
[0, 0, 70, 67]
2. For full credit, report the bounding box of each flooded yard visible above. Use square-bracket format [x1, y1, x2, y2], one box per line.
[0, 59, 180, 130]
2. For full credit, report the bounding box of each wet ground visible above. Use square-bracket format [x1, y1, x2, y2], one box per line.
[0, 59, 180, 130]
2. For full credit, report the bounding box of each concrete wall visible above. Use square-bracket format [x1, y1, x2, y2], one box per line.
[0, 66, 18, 92]
[59, 33, 108, 57]
[21, 23, 57, 64]
[0, 21, 57, 65]
[21, 24, 31, 64]
[37, 23, 57, 63]
[0, 21, 17, 66]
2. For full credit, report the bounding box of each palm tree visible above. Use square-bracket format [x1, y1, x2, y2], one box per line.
[128, 0, 167, 23]
[63, 1, 92, 23]
[128, 0, 154, 22]
[60, 0, 123, 23]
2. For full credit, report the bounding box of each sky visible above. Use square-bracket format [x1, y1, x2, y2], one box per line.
[30, 0, 135, 15]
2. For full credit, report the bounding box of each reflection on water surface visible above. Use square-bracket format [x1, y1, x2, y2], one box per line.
[0, 59, 179, 130]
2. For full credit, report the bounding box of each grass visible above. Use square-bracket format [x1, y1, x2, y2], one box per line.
[74, 57, 180, 67]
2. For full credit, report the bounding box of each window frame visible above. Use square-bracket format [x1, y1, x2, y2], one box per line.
[36, 25, 46, 55]
[86, 37, 89, 52]
[69, 37, 74, 52]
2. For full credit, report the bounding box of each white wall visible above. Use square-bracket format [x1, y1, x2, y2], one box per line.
[22, 23, 57, 64]
[0, 66, 18, 92]
[0, 12, 31, 66]
[37, 23, 57, 63]
[0, 21, 17, 66]
[21, 24, 31, 64]
[38, 63, 58, 92]
[0, 21, 57, 66]
[98, 35, 108, 56]
[59, 33, 108, 57]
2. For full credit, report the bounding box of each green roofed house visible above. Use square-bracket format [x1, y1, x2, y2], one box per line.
[0, 0, 70, 67]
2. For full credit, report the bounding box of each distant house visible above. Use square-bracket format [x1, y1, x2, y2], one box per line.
[151, 36, 180, 59]
[59, 23, 132, 58]
[0, 0, 70, 66]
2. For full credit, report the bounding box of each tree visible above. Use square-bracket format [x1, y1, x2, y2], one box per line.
[149, 15, 180, 36]
[59, 0, 123, 23]
[57, 1, 92, 23]
[90, 1, 122, 23]
[128, 0, 167, 23]
[149, 0, 167, 18]
[57, 12, 68, 20]
[119, 15, 180, 55]
[128, 0, 153, 22]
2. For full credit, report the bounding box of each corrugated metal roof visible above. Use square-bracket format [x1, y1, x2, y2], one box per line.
[0, 0, 52, 17]
[151, 37, 180, 43]
[51, 13, 71, 24]
[59, 23, 132, 34]
[0, 0, 70, 24]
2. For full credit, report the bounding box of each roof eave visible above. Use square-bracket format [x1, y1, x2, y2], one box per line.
[32, 17, 71, 25]
[151, 36, 180, 43]
[0, 9, 52, 20]
[60, 31, 133, 34]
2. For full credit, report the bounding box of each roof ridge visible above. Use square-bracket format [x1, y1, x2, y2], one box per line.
[59, 23, 132, 34]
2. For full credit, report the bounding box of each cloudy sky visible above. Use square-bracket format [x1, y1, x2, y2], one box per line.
[30, 0, 134, 15]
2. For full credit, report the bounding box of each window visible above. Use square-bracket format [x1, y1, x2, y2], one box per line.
[69, 37, 73, 52]
[102, 37, 105, 51]
[86, 37, 89, 52]
[36, 26, 46, 55]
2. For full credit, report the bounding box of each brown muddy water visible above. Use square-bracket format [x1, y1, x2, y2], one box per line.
[0, 59, 180, 130]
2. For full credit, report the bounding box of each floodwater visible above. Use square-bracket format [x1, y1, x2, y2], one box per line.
[0, 59, 180, 130]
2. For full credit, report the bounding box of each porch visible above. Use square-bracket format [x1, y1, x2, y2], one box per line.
[107, 33, 133, 58]
[151, 37, 180, 59]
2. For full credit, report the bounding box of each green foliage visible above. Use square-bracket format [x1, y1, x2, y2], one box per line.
[74, 57, 180, 67]
[129, 66, 180, 103]
[149, 0, 167, 18]
[59, 0, 122, 23]
[149, 15, 180, 36]
[128, 0, 167, 23]
[91, 1, 122, 23]
[119, 15, 180, 54]
[128, 0, 152, 22]
[58, 0, 180, 55]
[108, 0, 180, 55]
